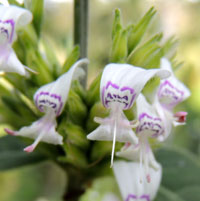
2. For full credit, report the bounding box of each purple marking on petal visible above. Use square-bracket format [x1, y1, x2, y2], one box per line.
[101, 81, 136, 109]
[105, 81, 120, 90]
[140, 194, 150, 201]
[137, 113, 164, 137]
[35, 91, 63, 116]
[158, 80, 184, 108]
[120, 86, 134, 94]
[0, 19, 15, 44]
[125, 194, 137, 201]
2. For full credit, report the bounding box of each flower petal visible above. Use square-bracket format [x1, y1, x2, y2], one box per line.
[0, 5, 32, 29]
[136, 94, 164, 138]
[87, 111, 138, 144]
[158, 58, 191, 109]
[113, 161, 162, 201]
[100, 63, 170, 110]
[153, 97, 173, 141]
[5, 112, 63, 152]
[102, 193, 121, 201]
[116, 144, 160, 171]
[34, 58, 88, 116]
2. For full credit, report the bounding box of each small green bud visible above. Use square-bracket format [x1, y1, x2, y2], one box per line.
[86, 73, 101, 106]
[65, 122, 89, 149]
[86, 102, 108, 132]
[67, 90, 87, 125]
[62, 45, 80, 74]
[59, 144, 87, 168]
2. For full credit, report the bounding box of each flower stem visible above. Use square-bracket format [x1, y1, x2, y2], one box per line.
[74, 0, 89, 87]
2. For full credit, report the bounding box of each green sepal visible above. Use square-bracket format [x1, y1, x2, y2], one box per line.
[128, 7, 156, 53]
[59, 144, 88, 168]
[66, 90, 87, 125]
[127, 33, 162, 67]
[110, 29, 128, 63]
[71, 80, 86, 101]
[142, 76, 161, 97]
[86, 73, 101, 106]
[86, 101, 109, 132]
[30, 0, 44, 37]
[63, 122, 89, 149]
[112, 8, 122, 40]
[62, 45, 80, 74]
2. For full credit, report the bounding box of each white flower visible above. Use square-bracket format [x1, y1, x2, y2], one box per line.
[153, 58, 191, 141]
[0, 5, 32, 75]
[87, 63, 170, 166]
[117, 94, 162, 183]
[113, 161, 162, 201]
[5, 59, 88, 152]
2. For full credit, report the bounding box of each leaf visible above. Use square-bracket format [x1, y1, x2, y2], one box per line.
[177, 185, 200, 201]
[0, 136, 46, 171]
[155, 146, 200, 191]
[155, 186, 186, 201]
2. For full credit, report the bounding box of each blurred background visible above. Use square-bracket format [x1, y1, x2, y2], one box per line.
[0, 0, 200, 200]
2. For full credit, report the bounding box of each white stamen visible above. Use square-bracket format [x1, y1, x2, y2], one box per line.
[111, 119, 117, 167]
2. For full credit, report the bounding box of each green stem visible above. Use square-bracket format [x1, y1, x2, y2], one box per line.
[74, 0, 89, 87]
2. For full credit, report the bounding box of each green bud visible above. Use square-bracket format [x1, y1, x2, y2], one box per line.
[67, 90, 87, 125]
[62, 45, 80, 74]
[64, 122, 89, 149]
[91, 141, 122, 161]
[142, 76, 161, 97]
[59, 144, 87, 168]
[86, 73, 101, 106]
[127, 33, 162, 67]
[71, 80, 86, 101]
[124, 104, 136, 121]
[86, 102, 108, 133]
[128, 7, 156, 53]
[26, 48, 53, 84]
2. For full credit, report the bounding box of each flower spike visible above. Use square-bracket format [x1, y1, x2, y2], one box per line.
[0, 5, 33, 75]
[87, 63, 170, 166]
[5, 59, 88, 152]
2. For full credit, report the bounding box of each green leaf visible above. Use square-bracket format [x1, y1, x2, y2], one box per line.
[177, 185, 200, 201]
[155, 146, 200, 191]
[0, 136, 46, 170]
[30, 0, 44, 36]
[155, 186, 186, 201]
[128, 7, 156, 53]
